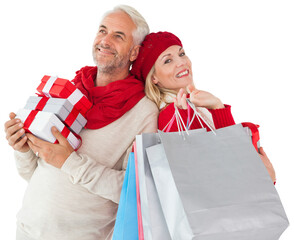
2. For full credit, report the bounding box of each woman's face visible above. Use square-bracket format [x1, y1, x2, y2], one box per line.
[152, 45, 193, 92]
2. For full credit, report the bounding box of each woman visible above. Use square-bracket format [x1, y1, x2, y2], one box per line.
[131, 31, 276, 183]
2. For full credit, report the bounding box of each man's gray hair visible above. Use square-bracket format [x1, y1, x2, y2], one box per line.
[102, 5, 150, 45]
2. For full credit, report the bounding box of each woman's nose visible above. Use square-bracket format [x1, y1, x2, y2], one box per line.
[176, 57, 186, 67]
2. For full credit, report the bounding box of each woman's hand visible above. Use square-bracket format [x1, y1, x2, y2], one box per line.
[187, 85, 225, 110]
[259, 147, 276, 183]
[174, 88, 188, 109]
[174, 85, 225, 110]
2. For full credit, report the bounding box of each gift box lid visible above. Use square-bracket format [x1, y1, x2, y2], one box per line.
[37, 76, 76, 98]
[16, 108, 80, 149]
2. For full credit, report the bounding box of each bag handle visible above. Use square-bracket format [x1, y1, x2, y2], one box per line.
[162, 99, 216, 136]
[162, 105, 189, 134]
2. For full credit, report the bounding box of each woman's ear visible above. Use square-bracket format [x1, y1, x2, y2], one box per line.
[130, 45, 141, 62]
[151, 74, 159, 84]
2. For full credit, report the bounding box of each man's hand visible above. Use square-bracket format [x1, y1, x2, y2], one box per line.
[259, 147, 276, 183]
[4, 112, 30, 153]
[27, 126, 74, 168]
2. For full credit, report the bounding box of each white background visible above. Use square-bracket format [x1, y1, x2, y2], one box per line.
[0, 0, 293, 239]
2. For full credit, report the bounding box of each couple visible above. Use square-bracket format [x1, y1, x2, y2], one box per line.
[4, 4, 275, 240]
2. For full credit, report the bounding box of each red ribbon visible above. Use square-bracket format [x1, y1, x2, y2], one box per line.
[53, 127, 82, 151]
[54, 127, 70, 144]
[35, 97, 49, 111]
[23, 110, 39, 133]
[73, 96, 91, 117]
[64, 107, 80, 127]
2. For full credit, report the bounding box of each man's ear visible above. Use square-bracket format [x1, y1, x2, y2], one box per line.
[130, 45, 141, 62]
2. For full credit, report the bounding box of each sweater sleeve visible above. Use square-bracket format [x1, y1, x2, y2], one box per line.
[61, 151, 125, 203]
[208, 104, 235, 129]
[159, 103, 235, 132]
[14, 149, 38, 182]
[61, 105, 158, 204]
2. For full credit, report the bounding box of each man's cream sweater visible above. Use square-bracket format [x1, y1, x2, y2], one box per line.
[15, 96, 158, 240]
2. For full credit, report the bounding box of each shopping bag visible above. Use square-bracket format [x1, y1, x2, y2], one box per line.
[135, 134, 171, 240]
[144, 129, 207, 240]
[147, 143, 193, 240]
[113, 152, 138, 240]
[149, 123, 289, 240]
[133, 142, 144, 240]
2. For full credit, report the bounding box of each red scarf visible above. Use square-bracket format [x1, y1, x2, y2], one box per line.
[72, 66, 145, 129]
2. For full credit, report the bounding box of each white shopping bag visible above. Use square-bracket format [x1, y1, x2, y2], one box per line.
[135, 134, 171, 240]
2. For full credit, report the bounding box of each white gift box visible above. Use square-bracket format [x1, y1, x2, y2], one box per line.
[16, 108, 80, 150]
[24, 96, 86, 134]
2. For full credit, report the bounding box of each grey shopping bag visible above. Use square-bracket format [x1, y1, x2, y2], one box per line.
[153, 124, 289, 240]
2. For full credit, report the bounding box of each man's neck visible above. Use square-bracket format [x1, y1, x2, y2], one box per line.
[95, 68, 130, 87]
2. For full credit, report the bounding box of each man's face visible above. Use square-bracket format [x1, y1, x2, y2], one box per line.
[92, 11, 137, 73]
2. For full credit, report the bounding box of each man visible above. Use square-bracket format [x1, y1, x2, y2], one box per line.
[4, 5, 158, 240]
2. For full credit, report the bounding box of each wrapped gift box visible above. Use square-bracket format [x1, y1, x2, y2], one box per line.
[24, 96, 86, 134]
[36, 75, 92, 116]
[16, 108, 80, 150]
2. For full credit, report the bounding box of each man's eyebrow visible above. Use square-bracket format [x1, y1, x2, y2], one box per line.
[99, 24, 107, 29]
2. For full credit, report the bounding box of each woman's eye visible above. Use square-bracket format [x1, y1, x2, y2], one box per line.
[164, 59, 172, 64]
[180, 52, 185, 57]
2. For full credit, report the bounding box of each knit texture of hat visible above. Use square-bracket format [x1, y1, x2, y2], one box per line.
[131, 31, 182, 82]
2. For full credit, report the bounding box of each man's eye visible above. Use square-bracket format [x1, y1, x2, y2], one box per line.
[99, 29, 106, 34]
[115, 35, 123, 39]
[164, 59, 171, 64]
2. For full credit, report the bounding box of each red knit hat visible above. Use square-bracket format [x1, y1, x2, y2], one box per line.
[131, 31, 182, 82]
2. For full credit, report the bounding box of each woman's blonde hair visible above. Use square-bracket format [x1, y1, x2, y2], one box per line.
[145, 65, 177, 109]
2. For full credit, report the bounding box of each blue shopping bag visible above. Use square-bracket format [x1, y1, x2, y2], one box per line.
[113, 152, 138, 240]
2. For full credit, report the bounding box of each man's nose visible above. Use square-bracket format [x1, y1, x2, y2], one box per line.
[100, 34, 112, 47]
